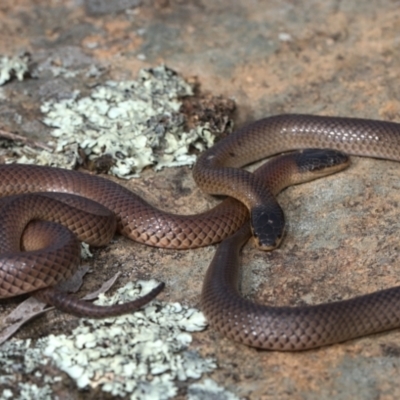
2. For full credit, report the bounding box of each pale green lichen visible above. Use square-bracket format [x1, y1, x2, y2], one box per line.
[0, 338, 55, 399]
[0, 54, 30, 86]
[19, 65, 216, 178]
[188, 379, 240, 400]
[0, 281, 219, 399]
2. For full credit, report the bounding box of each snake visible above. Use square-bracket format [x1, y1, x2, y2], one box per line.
[1, 114, 400, 348]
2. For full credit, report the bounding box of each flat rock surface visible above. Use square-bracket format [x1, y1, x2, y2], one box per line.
[1, 1, 400, 399]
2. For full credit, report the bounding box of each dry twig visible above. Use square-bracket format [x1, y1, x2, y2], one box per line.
[0, 128, 53, 151]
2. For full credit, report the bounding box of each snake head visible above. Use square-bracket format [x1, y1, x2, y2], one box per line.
[249, 148, 349, 251]
[250, 204, 285, 250]
[296, 149, 350, 178]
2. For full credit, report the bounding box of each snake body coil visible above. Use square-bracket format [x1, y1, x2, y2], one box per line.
[201, 149, 400, 350]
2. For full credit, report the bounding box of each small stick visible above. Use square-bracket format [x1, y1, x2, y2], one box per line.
[0, 128, 54, 151]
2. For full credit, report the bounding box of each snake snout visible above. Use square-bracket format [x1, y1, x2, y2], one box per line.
[250, 205, 285, 250]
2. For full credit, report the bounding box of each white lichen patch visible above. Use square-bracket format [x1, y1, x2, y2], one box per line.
[188, 379, 240, 400]
[0, 280, 216, 400]
[0, 338, 56, 400]
[28, 65, 215, 178]
[0, 54, 30, 86]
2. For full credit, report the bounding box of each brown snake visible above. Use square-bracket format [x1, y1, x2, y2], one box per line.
[1, 114, 400, 349]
